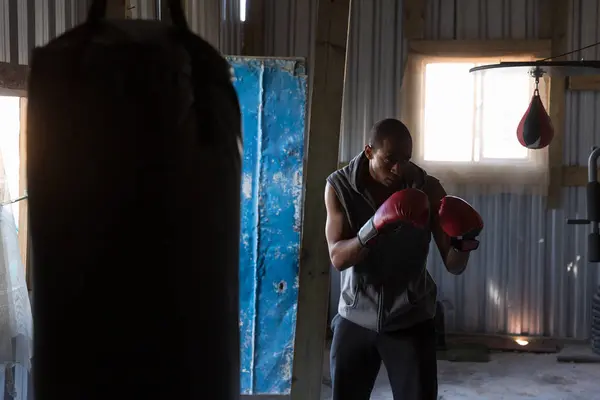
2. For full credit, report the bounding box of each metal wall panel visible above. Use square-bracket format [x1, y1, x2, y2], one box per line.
[261, 0, 599, 339]
[0, 0, 241, 64]
[0, 0, 92, 64]
[128, 0, 242, 54]
[232, 57, 307, 395]
[421, 0, 597, 339]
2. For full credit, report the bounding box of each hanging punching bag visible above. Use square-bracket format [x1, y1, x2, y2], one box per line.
[516, 89, 554, 149]
[27, 1, 241, 399]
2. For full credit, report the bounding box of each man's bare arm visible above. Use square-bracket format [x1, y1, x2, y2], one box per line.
[325, 182, 369, 271]
[427, 179, 470, 275]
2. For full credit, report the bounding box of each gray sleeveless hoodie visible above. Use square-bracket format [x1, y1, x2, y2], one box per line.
[327, 151, 438, 332]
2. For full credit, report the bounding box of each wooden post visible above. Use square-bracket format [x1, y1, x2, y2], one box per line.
[403, 0, 426, 39]
[0, 62, 28, 95]
[290, 1, 351, 399]
[106, 0, 128, 18]
[546, 0, 569, 208]
[242, 0, 265, 56]
[19, 98, 29, 285]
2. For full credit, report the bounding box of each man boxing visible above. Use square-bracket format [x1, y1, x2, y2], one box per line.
[325, 118, 483, 399]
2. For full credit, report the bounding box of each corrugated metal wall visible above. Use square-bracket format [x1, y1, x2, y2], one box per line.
[0, 0, 93, 64]
[260, 0, 599, 340]
[0, 0, 241, 62]
[128, 0, 242, 53]
[420, 0, 596, 339]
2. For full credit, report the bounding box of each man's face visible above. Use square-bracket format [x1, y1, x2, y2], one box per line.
[365, 137, 413, 188]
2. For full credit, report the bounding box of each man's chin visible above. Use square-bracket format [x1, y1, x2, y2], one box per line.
[384, 178, 401, 188]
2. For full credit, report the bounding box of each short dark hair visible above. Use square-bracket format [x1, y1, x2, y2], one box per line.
[368, 118, 411, 149]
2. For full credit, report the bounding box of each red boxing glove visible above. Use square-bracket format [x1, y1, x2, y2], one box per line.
[358, 188, 430, 247]
[438, 196, 483, 252]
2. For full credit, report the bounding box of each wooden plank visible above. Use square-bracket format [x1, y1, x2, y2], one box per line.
[0, 61, 28, 94]
[18, 98, 29, 285]
[561, 165, 600, 187]
[290, 0, 351, 399]
[546, 0, 569, 208]
[242, 0, 265, 56]
[568, 75, 600, 91]
[408, 39, 552, 58]
[403, 0, 426, 39]
[445, 333, 562, 353]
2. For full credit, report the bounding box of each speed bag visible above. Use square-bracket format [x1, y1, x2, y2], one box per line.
[516, 89, 554, 149]
[26, 1, 242, 400]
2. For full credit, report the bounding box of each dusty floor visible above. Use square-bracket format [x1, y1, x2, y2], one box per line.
[320, 345, 600, 400]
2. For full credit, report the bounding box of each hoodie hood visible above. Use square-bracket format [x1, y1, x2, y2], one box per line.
[344, 151, 428, 195]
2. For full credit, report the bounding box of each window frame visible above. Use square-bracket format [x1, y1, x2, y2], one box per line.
[400, 39, 553, 188]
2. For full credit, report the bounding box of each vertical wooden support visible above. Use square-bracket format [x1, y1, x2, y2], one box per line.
[242, 0, 265, 56]
[403, 0, 426, 39]
[539, 0, 552, 39]
[106, 0, 128, 18]
[19, 97, 29, 287]
[290, 1, 351, 399]
[546, 0, 569, 209]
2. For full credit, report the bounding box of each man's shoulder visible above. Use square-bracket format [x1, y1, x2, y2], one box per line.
[422, 174, 445, 201]
[423, 174, 441, 187]
[327, 164, 351, 185]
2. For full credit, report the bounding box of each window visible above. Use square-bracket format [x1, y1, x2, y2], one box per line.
[423, 62, 533, 163]
[0, 95, 28, 272]
[401, 42, 551, 191]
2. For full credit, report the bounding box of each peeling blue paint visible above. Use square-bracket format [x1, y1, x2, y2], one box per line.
[227, 57, 307, 395]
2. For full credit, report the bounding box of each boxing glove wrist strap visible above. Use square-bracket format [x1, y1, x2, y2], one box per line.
[357, 218, 377, 247]
[451, 237, 480, 252]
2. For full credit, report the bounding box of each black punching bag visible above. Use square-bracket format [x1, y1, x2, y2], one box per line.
[27, 1, 241, 399]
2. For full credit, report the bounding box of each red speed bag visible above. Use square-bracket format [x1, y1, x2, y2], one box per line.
[516, 89, 554, 149]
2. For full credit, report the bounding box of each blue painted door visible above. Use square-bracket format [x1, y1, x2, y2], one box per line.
[227, 57, 307, 395]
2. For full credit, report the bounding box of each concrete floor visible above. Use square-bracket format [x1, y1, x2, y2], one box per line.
[320, 345, 600, 400]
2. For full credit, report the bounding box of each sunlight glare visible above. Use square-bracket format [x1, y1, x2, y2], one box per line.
[240, 0, 247, 22]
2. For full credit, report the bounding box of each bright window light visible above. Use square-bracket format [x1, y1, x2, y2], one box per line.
[480, 68, 530, 160]
[423, 63, 475, 162]
[0, 96, 22, 225]
[240, 0, 247, 22]
[423, 62, 532, 163]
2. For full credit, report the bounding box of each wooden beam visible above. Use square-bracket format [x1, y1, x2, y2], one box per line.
[0, 61, 28, 94]
[242, 0, 265, 56]
[403, 0, 426, 39]
[546, 0, 569, 208]
[561, 166, 600, 187]
[290, 0, 351, 399]
[408, 39, 552, 58]
[19, 98, 29, 286]
[567, 75, 600, 91]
